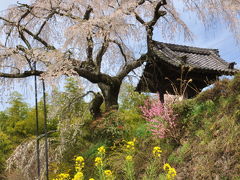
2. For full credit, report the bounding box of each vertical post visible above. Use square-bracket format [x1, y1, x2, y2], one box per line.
[34, 63, 40, 179]
[158, 87, 165, 103]
[42, 79, 49, 180]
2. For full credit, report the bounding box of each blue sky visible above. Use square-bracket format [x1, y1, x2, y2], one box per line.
[0, 0, 239, 110]
[1, 0, 29, 9]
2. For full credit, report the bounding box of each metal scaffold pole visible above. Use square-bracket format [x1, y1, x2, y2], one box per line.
[34, 63, 41, 179]
[42, 79, 49, 180]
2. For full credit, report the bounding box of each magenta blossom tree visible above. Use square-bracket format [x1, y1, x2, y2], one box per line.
[140, 97, 179, 140]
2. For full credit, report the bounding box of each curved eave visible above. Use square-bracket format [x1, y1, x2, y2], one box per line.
[183, 65, 239, 76]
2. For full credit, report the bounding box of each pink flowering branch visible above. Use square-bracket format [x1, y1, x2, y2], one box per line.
[140, 96, 179, 140]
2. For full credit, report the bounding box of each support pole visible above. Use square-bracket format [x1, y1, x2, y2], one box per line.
[42, 79, 49, 180]
[158, 87, 165, 103]
[34, 63, 40, 179]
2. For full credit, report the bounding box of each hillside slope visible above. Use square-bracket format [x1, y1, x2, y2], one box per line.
[3, 74, 240, 180]
[171, 74, 240, 179]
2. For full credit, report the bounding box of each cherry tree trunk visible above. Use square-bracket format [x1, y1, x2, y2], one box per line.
[98, 79, 121, 111]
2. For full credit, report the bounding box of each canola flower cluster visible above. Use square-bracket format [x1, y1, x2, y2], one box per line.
[75, 156, 85, 172]
[125, 155, 133, 161]
[98, 146, 106, 155]
[152, 146, 162, 158]
[104, 170, 113, 177]
[53, 156, 92, 180]
[123, 139, 136, 180]
[163, 163, 177, 180]
[125, 139, 136, 152]
[94, 157, 103, 167]
[52, 173, 70, 180]
[95, 146, 105, 167]
[73, 156, 85, 180]
[94, 146, 114, 180]
[72, 172, 84, 180]
[53, 140, 177, 180]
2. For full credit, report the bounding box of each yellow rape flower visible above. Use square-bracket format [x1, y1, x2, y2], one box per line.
[104, 169, 113, 177]
[125, 138, 136, 151]
[127, 141, 134, 146]
[72, 171, 84, 180]
[75, 156, 85, 172]
[163, 163, 171, 171]
[76, 156, 84, 162]
[54, 173, 70, 180]
[152, 146, 162, 157]
[97, 146, 106, 155]
[125, 155, 133, 161]
[95, 157, 103, 167]
[166, 167, 177, 180]
[89, 178, 95, 180]
[167, 167, 177, 179]
[163, 163, 177, 180]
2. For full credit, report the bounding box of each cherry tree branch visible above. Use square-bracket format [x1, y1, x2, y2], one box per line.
[117, 54, 147, 80]
[134, 12, 145, 25]
[95, 37, 109, 71]
[0, 16, 55, 50]
[147, 0, 167, 27]
[87, 35, 94, 62]
[18, 30, 32, 49]
[36, 12, 55, 36]
[133, 0, 167, 52]
[18, 6, 32, 24]
[74, 67, 114, 85]
[0, 70, 44, 78]
[84, 6, 94, 63]
[83, 5, 93, 20]
[110, 40, 127, 63]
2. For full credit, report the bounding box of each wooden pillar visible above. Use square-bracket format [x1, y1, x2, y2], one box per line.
[158, 88, 164, 103]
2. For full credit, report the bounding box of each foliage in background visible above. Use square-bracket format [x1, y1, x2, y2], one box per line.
[0, 131, 12, 173]
[48, 78, 92, 166]
[0, 91, 57, 175]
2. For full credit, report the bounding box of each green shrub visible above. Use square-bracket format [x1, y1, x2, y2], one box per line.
[0, 131, 13, 173]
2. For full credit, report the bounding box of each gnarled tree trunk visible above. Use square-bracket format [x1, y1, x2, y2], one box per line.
[98, 78, 121, 112]
[89, 92, 104, 118]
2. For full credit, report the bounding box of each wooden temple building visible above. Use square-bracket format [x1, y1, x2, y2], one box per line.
[136, 41, 239, 102]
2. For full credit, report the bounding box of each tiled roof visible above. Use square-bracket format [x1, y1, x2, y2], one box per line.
[152, 41, 239, 75]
